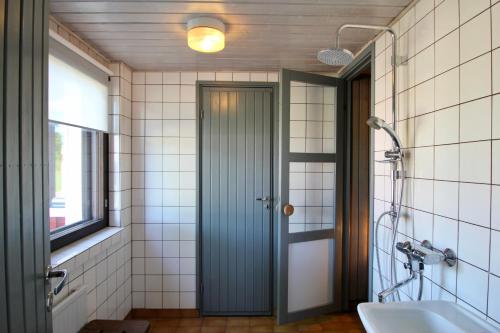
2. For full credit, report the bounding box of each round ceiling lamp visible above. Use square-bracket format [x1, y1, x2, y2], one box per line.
[187, 17, 225, 53]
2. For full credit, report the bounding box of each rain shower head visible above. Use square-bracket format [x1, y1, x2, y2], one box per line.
[317, 47, 354, 66]
[366, 116, 403, 150]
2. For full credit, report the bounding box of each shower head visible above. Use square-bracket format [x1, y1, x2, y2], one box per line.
[366, 116, 384, 130]
[317, 48, 354, 66]
[366, 116, 403, 150]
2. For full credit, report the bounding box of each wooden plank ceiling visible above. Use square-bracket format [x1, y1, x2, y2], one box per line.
[50, 0, 411, 71]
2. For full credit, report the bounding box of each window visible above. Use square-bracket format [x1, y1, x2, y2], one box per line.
[49, 37, 109, 251]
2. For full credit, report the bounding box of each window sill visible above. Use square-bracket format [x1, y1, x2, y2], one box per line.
[51, 227, 123, 267]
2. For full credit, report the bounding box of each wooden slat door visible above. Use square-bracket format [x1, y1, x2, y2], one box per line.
[0, 0, 52, 332]
[200, 85, 273, 315]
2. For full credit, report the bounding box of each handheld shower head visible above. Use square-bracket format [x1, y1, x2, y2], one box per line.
[317, 48, 354, 66]
[366, 116, 384, 130]
[366, 116, 403, 150]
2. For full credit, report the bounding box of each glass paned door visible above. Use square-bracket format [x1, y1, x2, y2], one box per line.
[277, 69, 344, 324]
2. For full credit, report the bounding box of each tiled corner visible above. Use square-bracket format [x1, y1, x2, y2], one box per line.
[372, 0, 500, 323]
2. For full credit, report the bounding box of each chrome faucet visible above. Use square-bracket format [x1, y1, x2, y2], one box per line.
[377, 240, 457, 303]
[378, 241, 423, 303]
[377, 267, 421, 303]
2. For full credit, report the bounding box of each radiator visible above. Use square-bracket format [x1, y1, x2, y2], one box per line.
[52, 285, 88, 333]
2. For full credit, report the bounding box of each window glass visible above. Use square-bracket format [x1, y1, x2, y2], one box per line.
[48, 122, 101, 233]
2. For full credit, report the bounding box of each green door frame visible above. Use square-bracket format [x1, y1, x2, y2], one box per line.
[277, 69, 346, 324]
[196, 81, 280, 315]
[339, 43, 376, 305]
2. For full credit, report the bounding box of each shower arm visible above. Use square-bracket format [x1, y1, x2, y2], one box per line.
[336, 24, 398, 133]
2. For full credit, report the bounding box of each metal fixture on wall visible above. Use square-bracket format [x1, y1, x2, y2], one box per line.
[187, 17, 225, 53]
[378, 240, 457, 303]
[318, 24, 407, 302]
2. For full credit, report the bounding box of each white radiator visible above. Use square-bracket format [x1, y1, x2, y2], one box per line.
[52, 285, 88, 333]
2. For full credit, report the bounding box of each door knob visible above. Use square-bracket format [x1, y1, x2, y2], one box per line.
[283, 204, 294, 216]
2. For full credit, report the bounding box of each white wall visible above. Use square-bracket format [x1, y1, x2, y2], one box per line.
[129, 71, 279, 309]
[372, 0, 500, 326]
[51, 62, 133, 323]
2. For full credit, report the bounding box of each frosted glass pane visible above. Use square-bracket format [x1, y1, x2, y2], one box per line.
[288, 162, 336, 233]
[289, 81, 336, 153]
[49, 54, 108, 132]
[288, 239, 334, 312]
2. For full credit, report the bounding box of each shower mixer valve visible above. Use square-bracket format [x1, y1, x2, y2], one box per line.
[378, 240, 457, 303]
[397, 240, 457, 268]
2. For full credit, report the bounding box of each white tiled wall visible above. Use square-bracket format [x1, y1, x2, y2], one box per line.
[130, 71, 278, 309]
[52, 228, 132, 321]
[372, 0, 500, 326]
[50, 64, 133, 323]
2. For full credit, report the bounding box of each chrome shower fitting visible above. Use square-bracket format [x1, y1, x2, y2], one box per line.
[367, 116, 404, 163]
[320, 23, 404, 303]
[414, 240, 457, 267]
[377, 240, 457, 303]
[378, 241, 423, 303]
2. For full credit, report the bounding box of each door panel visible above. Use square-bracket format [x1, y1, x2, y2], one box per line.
[278, 69, 345, 324]
[0, 0, 52, 331]
[348, 76, 371, 308]
[288, 238, 334, 312]
[201, 86, 273, 315]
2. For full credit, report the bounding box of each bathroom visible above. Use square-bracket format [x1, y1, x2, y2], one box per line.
[1, 0, 499, 332]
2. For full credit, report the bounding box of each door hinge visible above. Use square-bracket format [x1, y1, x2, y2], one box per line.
[104, 199, 108, 208]
[200, 109, 204, 119]
[200, 283, 204, 295]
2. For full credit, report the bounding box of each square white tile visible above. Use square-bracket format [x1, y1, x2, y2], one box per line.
[435, 106, 459, 145]
[435, 0, 459, 40]
[434, 181, 459, 219]
[460, 97, 491, 142]
[414, 113, 434, 147]
[435, 30, 460, 75]
[458, 222, 490, 270]
[459, 10, 491, 64]
[162, 72, 180, 85]
[459, 183, 491, 227]
[460, 53, 491, 103]
[456, 260, 488, 313]
[434, 145, 459, 181]
[413, 146, 434, 178]
[415, 79, 434, 116]
[435, 68, 459, 110]
[459, 141, 491, 183]
[145, 85, 162, 102]
[415, 12, 435, 53]
[414, 178, 434, 212]
[459, 0, 490, 24]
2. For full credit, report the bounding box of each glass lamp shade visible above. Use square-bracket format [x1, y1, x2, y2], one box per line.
[187, 26, 225, 53]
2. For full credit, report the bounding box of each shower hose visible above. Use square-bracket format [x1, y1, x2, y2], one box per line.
[374, 158, 422, 302]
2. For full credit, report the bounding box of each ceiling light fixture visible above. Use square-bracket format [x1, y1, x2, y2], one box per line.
[187, 17, 225, 53]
